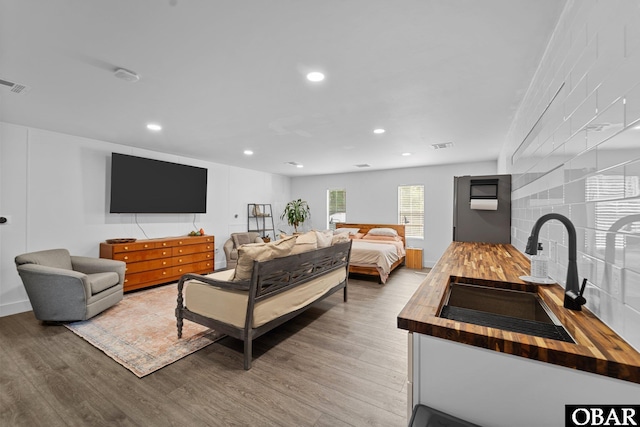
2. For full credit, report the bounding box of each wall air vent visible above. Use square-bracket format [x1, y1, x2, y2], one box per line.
[431, 142, 453, 150]
[354, 164, 371, 168]
[0, 78, 31, 94]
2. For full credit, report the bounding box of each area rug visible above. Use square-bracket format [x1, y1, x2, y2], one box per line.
[65, 284, 223, 378]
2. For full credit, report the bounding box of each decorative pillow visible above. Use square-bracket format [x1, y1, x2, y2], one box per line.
[367, 227, 398, 237]
[232, 236, 297, 281]
[334, 227, 360, 235]
[331, 233, 350, 245]
[315, 230, 333, 248]
[290, 231, 318, 255]
[349, 232, 365, 239]
[362, 234, 401, 241]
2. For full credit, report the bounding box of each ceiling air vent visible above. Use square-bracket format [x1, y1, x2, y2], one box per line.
[354, 164, 371, 168]
[0, 78, 31, 94]
[431, 142, 454, 150]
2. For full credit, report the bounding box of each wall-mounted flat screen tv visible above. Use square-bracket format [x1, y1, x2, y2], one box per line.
[110, 153, 208, 213]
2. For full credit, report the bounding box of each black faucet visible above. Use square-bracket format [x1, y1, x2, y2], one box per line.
[525, 213, 586, 311]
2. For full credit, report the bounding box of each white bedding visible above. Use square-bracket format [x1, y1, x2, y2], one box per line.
[349, 239, 405, 283]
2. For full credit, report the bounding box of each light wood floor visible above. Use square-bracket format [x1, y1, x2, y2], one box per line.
[0, 267, 429, 427]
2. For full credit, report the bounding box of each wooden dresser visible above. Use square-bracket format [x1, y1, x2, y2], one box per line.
[100, 235, 214, 292]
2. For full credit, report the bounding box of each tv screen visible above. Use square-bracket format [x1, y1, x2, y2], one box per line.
[110, 153, 208, 213]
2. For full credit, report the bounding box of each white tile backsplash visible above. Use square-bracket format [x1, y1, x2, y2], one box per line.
[503, 1, 640, 350]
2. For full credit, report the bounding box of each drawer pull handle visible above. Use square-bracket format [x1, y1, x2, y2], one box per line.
[179, 259, 182, 262]
[124, 246, 128, 250]
[125, 279, 128, 283]
[179, 241, 183, 244]
[163, 243, 167, 246]
[163, 271, 167, 275]
[144, 244, 149, 248]
[179, 249, 183, 253]
[163, 251, 167, 255]
[124, 256, 128, 260]
[163, 261, 167, 265]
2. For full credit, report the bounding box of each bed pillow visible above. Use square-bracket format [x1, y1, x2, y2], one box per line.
[350, 232, 365, 239]
[233, 236, 297, 281]
[367, 227, 398, 237]
[315, 230, 333, 248]
[334, 227, 360, 235]
[362, 234, 402, 242]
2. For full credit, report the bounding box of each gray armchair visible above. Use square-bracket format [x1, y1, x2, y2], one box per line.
[223, 232, 263, 269]
[15, 248, 125, 322]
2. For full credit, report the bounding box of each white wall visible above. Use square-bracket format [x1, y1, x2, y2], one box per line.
[0, 122, 291, 317]
[290, 161, 497, 267]
[499, 0, 640, 350]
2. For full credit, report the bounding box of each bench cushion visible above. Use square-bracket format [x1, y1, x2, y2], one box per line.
[184, 267, 346, 328]
[233, 236, 297, 281]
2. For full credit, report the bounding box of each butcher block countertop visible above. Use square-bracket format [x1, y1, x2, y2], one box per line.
[397, 241, 640, 384]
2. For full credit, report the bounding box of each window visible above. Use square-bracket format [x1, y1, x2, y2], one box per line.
[398, 185, 424, 238]
[585, 174, 640, 250]
[328, 189, 346, 230]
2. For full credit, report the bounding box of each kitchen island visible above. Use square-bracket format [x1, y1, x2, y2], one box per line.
[398, 241, 640, 426]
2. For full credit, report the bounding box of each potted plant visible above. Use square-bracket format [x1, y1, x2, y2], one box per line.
[280, 199, 311, 233]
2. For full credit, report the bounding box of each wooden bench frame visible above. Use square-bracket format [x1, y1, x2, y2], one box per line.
[176, 241, 352, 369]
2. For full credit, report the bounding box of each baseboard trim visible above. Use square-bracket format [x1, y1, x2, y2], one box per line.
[0, 299, 32, 317]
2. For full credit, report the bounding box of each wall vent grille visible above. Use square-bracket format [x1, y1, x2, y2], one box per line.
[431, 142, 453, 150]
[0, 78, 31, 94]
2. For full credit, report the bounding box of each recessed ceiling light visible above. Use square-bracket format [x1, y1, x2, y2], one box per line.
[306, 72, 325, 82]
[243, 150, 253, 155]
[634, 125, 640, 130]
[402, 152, 412, 156]
[146, 123, 162, 131]
[296, 164, 304, 168]
[373, 128, 385, 134]
[114, 68, 140, 83]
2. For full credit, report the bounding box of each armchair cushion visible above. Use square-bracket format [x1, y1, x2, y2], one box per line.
[232, 233, 254, 248]
[88, 272, 121, 294]
[15, 248, 73, 270]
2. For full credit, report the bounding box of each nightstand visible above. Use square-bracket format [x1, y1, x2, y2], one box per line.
[406, 248, 423, 269]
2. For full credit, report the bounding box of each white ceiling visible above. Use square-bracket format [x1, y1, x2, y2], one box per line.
[0, 0, 565, 177]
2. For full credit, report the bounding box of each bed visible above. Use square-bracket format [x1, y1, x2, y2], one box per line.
[335, 223, 406, 283]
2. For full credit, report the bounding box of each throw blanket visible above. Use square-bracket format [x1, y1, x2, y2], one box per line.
[349, 239, 404, 283]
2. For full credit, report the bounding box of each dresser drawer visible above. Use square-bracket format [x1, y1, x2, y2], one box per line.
[124, 258, 172, 274]
[113, 248, 172, 262]
[172, 243, 214, 256]
[172, 252, 213, 266]
[112, 241, 159, 253]
[124, 268, 174, 287]
[173, 260, 215, 277]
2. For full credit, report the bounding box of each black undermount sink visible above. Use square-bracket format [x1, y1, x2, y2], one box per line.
[439, 279, 575, 343]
